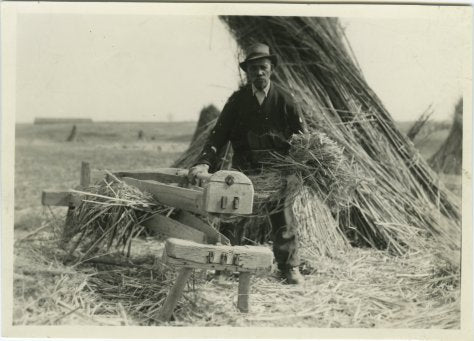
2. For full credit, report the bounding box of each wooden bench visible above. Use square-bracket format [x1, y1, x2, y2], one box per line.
[158, 238, 274, 321]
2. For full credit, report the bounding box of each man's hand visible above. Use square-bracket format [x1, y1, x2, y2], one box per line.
[188, 164, 210, 185]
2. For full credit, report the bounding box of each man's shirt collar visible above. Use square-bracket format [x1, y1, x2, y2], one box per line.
[252, 82, 271, 97]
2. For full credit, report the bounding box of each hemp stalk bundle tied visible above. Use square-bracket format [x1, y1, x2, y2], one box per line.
[174, 16, 461, 268]
[219, 131, 356, 259]
[61, 174, 169, 261]
[429, 98, 463, 174]
[222, 16, 460, 263]
[267, 132, 361, 210]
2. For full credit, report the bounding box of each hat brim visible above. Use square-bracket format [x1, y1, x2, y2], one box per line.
[239, 54, 278, 71]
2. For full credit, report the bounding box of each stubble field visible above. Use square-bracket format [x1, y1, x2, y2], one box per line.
[12, 120, 461, 328]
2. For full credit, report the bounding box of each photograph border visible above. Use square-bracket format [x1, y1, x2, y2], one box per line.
[1, 1, 472, 339]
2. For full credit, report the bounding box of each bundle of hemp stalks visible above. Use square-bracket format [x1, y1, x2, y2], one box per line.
[61, 174, 168, 262]
[429, 98, 463, 174]
[217, 131, 358, 260]
[223, 16, 461, 264]
[175, 16, 461, 268]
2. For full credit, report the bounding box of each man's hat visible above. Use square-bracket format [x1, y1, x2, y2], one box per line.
[239, 43, 278, 71]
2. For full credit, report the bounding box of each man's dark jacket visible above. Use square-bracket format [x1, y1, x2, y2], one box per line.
[197, 83, 304, 172]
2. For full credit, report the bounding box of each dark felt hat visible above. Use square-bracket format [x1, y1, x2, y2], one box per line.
[239, 43, 278, 71]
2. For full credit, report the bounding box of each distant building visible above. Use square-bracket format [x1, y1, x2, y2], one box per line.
[34, 117, 93, 125]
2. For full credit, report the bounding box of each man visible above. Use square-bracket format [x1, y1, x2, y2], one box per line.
[189, 43, 305, 284]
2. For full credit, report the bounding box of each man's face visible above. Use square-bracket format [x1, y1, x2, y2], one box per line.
[246, 58, 273, 90]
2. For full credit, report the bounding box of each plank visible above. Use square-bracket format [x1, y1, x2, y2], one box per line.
[142, 214, 206, 244]
[122, 177, 205, 214]
[175, 211, 230, 245]
[114, 168, 189, 185]
[42, 191, 82, 207]
[158, 267, 193, 321]
[164, 238, 273, 271]
[237, 272, 252, 313]
[164, 256, 260, 273]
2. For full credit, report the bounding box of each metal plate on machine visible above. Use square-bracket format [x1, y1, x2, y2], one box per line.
[202, 170, 254, 215]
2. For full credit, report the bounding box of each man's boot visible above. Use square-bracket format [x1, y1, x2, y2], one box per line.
[270, 208, 304, 285]
[278, 265, 304, 285]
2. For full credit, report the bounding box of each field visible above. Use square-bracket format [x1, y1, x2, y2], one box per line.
[12, 120, 461, 328]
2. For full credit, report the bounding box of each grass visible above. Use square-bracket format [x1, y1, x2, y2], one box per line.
[12, 121, 461, 328]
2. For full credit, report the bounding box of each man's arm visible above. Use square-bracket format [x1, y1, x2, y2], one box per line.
[286, 96, 307, 135]
[195, 93, 238, 169]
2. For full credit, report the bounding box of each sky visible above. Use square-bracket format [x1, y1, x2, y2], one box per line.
[15, 11, 468, 123]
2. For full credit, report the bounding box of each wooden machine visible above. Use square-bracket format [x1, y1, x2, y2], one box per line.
[42, 162, 274, 321]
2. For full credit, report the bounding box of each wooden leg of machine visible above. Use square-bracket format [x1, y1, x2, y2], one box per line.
[237, 272, 252, 313]
[80, 161, 91, 188]
[158, 267, 193, 322]
[62, 206, 76, 247]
